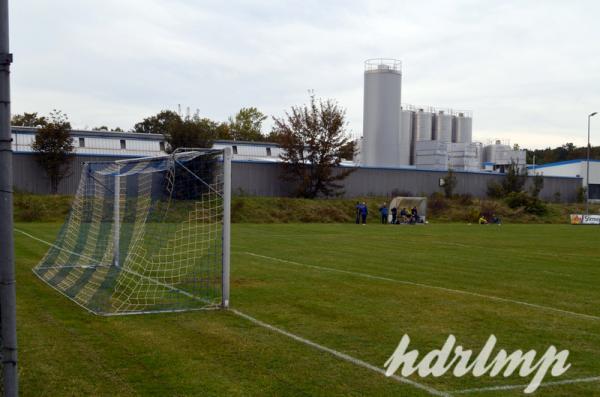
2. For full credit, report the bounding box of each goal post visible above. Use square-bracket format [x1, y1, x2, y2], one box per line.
[33, 148, 232, 315]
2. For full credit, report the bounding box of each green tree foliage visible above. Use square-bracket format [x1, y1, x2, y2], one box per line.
[92, 126, 124, 132]
[228, 107, 267, 141]
[527, 142, 600, 165]
[134, 110, 181, 134]
[164, 115, 218, 153]
[502, 161, 527, 194]
[338, 139, 357, 161]
[31, 110, 74, 194]
[442, 169, 458, 198]
[272, 95, 353, 198]
[11, 112, 47, 127]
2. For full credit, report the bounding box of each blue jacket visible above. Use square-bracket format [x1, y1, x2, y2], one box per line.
[360, 205, 368, 216]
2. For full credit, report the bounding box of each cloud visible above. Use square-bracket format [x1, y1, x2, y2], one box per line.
[10, 0, 600, 148]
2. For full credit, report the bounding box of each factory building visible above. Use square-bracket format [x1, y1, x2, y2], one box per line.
[528, 160, 600, 200]
[359, 59, 526, 172]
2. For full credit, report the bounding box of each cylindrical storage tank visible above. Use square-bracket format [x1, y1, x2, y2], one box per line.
[414, 109, 433, 141]
[454, 113, 473, 143]
[434, 111, 453, 143]
[361, 59, 402, 167]
[400, 109, 413, 165]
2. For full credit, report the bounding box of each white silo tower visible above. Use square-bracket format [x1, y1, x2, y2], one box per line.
[454, 112, 473, 143]
[361, 59, 403, 167]
[434, 110, 453, 143]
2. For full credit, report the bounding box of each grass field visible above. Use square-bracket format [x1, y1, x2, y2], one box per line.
[13, 222, 600, 396]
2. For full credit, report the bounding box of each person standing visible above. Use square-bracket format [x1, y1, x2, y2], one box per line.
[360, 202, 368, 225]
[355, 201, 361, 224]
[379, 203, 388, 224]
[391, 206, 397, 224]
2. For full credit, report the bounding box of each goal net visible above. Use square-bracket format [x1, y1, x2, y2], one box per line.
[33, 148, 231, 315]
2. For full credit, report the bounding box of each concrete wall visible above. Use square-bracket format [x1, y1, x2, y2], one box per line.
[14, 154, 582, 202]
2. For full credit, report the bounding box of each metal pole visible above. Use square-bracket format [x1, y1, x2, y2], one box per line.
[113, 171, 120, 267]
[221, 147, 231, 308]
[587, 112, 597, 215]
[0, 0, 18, 394]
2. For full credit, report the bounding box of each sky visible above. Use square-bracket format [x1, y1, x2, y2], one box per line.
[9, 0, 600, 149]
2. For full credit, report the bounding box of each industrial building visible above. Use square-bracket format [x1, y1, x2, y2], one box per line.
[359, 59, 526, 171]
[528, 160, 600, 200]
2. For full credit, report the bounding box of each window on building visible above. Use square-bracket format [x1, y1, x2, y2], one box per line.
[79, 137, 85, 147]
[232, 145, 238, 155]
[159, 141, 165, 151]
[120, 139, 126, 149]
[266, 147, 272, 156]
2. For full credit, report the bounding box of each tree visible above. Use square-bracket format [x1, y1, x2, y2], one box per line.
[11, 112, 47, 127]
[530, 173, 544, 198]
[92, 126, 124, 132]
[164, 115, 218, 153]
[441, 169, 457, 198]
[272, 95, 353, 198]
[338, 139, 357, 161]
[228, 107, 267, 141]
[31, 110, 74, 194]
[501, 161, 527, 194]
[134, 110, 181, 134]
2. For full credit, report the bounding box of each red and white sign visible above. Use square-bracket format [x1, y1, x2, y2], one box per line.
[570, 214, 600, 225]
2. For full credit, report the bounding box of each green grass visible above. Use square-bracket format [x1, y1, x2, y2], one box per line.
[14, 192, 600, 224]
[14, 222, 600, 396]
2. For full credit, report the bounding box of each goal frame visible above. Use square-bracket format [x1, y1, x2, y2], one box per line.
[34, 147, 232, 315]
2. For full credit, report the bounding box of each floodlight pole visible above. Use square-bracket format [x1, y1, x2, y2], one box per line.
[0, 0, 18, 394]
[586, 112, 597, 215]
[222, 147, 231, 308]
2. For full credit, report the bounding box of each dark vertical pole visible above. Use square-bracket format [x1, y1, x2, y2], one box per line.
[586, 115, 591, 215]
[0, 0, 18, 395]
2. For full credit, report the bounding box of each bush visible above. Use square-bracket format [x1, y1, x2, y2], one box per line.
[505, 192, 547, 215]
[457, 193, 473, 205]
[428, 192, 449, 214]
[442, 169, 457, 198]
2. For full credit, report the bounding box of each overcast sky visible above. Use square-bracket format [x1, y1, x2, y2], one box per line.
[10, 0, 600, 149]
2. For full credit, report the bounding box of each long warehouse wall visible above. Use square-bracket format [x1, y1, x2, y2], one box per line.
[13, 154, 581, 202]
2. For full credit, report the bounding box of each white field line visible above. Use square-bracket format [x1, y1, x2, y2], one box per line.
[244, 252, 600, 322]
[16, 227, 220, 314]
[17, 229, 600, 393]
[16, 228, 447, 396]
[230, 308, 450, 397]
[450, 376, 600, 394]
[15, 228, 99, 264]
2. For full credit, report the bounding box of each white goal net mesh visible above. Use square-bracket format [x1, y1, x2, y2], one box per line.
[33, 149, 229, 315]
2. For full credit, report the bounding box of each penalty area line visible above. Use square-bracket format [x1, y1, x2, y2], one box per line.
[244, 252, 600, 322]
[230, 308, 450, 397]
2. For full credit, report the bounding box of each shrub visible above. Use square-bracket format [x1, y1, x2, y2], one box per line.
[457, 193, 473, 205]
[505, 192, 547, 215]
[441, 169, 457, 198]
[428, 192, 449, 214]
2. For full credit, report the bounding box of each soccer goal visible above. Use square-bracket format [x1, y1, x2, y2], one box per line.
[33, 148, 232, 315]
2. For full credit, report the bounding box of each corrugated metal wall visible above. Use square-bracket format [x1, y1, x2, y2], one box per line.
[14, 154, 582, 202]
